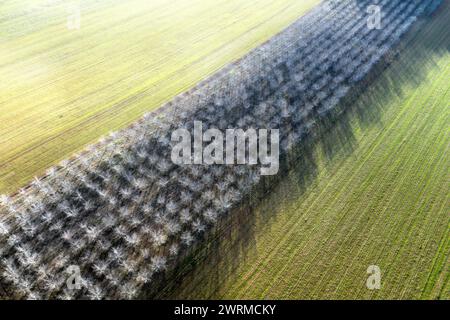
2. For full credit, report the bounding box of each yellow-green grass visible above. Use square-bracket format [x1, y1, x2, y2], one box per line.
[0, 0, 319, 194]
[165, 5, 450, 299]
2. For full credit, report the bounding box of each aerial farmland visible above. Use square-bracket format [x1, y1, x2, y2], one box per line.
[0, 0, 448, 304]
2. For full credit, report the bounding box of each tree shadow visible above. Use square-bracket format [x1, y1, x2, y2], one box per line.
[149, 1, 449, 299]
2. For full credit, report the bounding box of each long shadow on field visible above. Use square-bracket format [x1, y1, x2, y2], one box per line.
[151, 2, 449, 299]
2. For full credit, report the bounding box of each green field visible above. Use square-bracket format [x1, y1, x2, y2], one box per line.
[0, 0, 318, 194]
[163, 4, 450, 299]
